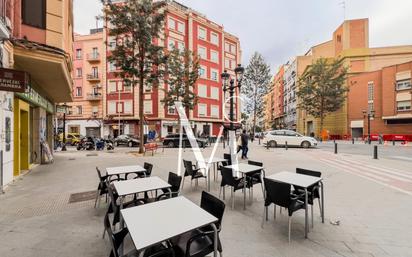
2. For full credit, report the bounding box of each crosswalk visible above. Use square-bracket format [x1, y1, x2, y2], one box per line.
[304, 150, 412, 196]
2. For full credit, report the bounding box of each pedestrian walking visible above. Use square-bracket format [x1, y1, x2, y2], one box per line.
[241, 130, 249, 159]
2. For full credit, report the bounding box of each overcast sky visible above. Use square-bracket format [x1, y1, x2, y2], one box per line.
[74, 0, 412, 73]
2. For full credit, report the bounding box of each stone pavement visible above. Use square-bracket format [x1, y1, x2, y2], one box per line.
[1, 143, 412, 257]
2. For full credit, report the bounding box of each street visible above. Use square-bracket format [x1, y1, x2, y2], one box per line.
[1, 142, 412, 257]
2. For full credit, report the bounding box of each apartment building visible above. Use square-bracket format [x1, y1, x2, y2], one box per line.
[283, 60, 297, 130]
[103, 1, 241, 138]
[0, 0, 73, 187]
[66, 29, 104, 137]
[263, 88, 274, 130]
[348, 61, 412, 138]
[272, 65, 285, 129]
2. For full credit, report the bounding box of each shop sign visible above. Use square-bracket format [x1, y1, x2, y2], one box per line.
[16, 85, 54, 113]
[0, 68, 29, 93]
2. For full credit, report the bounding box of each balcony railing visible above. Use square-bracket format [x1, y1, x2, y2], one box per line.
[87, 93, 102, 101]
[86, 74, 100, 81]
[87, 53, 100, 62]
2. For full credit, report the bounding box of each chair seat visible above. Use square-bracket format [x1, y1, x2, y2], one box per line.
[288, 200, 305, 216]
[193, 171, 206, 179]
[293, 188, 320, 205]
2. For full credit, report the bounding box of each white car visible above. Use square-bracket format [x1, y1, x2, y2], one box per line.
[263, 130, 318, 148]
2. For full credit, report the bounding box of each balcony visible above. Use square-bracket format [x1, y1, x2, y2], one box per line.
[87, 74, 100, 81]
[87, 93, 102, 101]
[86, 53, 100, 62]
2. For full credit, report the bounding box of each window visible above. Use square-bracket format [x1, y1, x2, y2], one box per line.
[76, 49, 82, 59]
[124, 101, 133, 114]
[198, 104, 207, 117]
[144, 84, 152, 93]
[168, 106, 176, 115]
[117, 102, 123, 113]
[211, 105, 219, 118]
[198, 27, 206, 40]
[199, 66, 207, 79]
[224, 43, 230, 52]
[22, 0, 46, 29]
[177, 41, 185, 51]
[108, 102, 116, 114]
[211, 69, 219, 82]
[108, 81, 117, 93]
[75, 87, 82, 97]
[225, 59, 230, 69]
[198, 46, 207, 59]
[92, 67, 99, 77]
[92, 106, 98, 115]
[76, 68, 82, 78]
[230, 44, 236, 54]
[92, 47, 98, 58]
[211, 32, 219, 45]
[168, 18, 176, 30]
[368, 102, 374, 113]
[198, 84, 207, 98]
[211, 51, 219, 63]
[168, 39, 175, 51]
[76, 106, 82, 115]
[367, 82, 374, 101]
[108, 37, 116, 50]
[211, 87, 219, 100]
[177, 22, 185, 34]
[124, 82, 132, 92]
[109, 61, 116, 72]
[396, 79, 411, 91]
[397, 101, 411, 112]
[144, 100, 153, 114]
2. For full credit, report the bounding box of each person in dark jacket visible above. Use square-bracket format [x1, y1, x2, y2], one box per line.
[241, 130, 249, 159]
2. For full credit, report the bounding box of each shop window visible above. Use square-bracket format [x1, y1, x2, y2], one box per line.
[22, 0, 46, 29]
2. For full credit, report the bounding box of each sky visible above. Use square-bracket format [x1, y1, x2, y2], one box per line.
[74, 0, 412, 73]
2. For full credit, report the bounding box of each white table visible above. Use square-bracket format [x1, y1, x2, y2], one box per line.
[266, 171, 324, 238]
[198, 157, 227, 191]
[224, 163, 264, 210]
[121, 197, 219, 257]
[106, 165, 146, 178]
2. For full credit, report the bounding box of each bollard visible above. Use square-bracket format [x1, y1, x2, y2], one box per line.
[352, 138, 354, 144]
[266, 142, 269, 150]
[334, 143, 338, 154]
[392, 140, 395, 146]
[258, 137, 261, 145]
[373, 145, 378, 159]
[285, 141, 288, 150]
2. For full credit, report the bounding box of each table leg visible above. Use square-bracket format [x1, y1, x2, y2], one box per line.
[167, 188, 172, 198]
[243, 174, 246, 210]
[119, 196, 125, 256]
[304, 188, 308, 238]
[211, 223, 218, 257]
[320, 181, 325, 223]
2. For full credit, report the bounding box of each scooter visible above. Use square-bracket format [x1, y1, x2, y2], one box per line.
[105, 139, 114, 151]
[76, 137, 96, 151]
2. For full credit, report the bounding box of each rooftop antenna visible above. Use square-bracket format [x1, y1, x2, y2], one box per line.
[339, 1, 346, 21]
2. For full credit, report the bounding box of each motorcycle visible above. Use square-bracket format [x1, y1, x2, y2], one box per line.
[105, 139, 114, 151]
[76, 137, 96, 151]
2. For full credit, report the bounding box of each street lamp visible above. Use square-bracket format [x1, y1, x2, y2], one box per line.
[58, 103, 71, 151]
[363, 109, 375, 144]
[221, 64, 245, 131]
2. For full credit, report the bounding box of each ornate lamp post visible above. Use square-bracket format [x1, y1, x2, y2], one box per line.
[363, 109, 375, 144]
[221, 64, 245, 131]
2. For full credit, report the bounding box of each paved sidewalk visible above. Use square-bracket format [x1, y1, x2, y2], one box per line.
[1, 144, 412, 257]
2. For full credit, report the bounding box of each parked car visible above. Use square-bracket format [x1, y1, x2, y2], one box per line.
[59, 133, 81, 146]
[114, 134, 140, 147]
[163, 134, 209, 148]
[262, 130, 318, 148]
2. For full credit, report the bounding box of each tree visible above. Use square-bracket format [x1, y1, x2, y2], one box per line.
[241, 52, 271, 135]
[162, 46, 200, 130]
[103, 0, 167, 153]
[297, 57, 348, 136]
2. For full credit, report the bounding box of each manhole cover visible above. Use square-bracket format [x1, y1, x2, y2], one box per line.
[68, 190, 96, 203]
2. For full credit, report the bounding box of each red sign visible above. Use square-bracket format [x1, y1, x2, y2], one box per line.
[0, 68, 29, 93]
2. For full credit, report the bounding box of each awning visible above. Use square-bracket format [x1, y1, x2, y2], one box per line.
[382, 114, 412, 120]
[10, 39, 73, 103]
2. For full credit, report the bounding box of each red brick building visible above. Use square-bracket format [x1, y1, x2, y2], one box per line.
[272, 65, 285, 128]
[348, 61, 412, 140]
[103, 1, 241, 138]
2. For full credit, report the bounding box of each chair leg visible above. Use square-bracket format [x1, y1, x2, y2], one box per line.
[261, 206, 266, 228]
[223, 186, 225, 200]
[219, 251, 223, 257]
[102, 227, 106, 239]
[311, 204, 314, 229]
[231, 188, 235, 209]
[265, 206, 268, 221]
[94, 189, 100, 208]
[219, 186, 222, 199]
[288, 216, 292, 243]
[274, 205, 276, 220]
[181, 176, 185, 190]
[318, 198, 322, 216]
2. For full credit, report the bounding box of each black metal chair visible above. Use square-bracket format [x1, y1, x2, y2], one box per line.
[223, 153, 232, 166]
[172, 191, 225, 257]
[183, 160, 207, 189]
[262, 178, 305, 243]
[95, 167, 124, 208]
[293, 168, 322, 227]
[142, 172, 182, 203]
[126, 162, 154, 180]
[219, 166, 251, 209]
[246, 160, 265, 199]
[104, 210, 175, 257]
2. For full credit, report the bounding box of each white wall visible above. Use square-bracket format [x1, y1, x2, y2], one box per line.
[0, 91, 14, 186]
[65, 119, 103, 137]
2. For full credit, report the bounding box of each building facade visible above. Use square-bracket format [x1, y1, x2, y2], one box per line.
[0, 0, 73, 188]
[66, 29, 104, 137]
[272, 65, 285, 129]
[283, 59, 297, 131]
[103, 1, 241, 138]
[348, 61, 412, 139]
[263, 88, 274, 130]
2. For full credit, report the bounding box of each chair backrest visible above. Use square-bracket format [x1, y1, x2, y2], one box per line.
[220, 167, 237, 187]
[248, 160, 263, 167]
[296, 168, 321, 178]
[263, 178, 291, 208]
[168, 172, 182, 197]
[223, 153, 232, 165]
[183, 160, 194, 175]
[200, 191, 225, 229]
[144, 162, 154, 176]
[96, 167, 104, 182]
[106, 182, 118, 214]
[104, 211, 120, 257]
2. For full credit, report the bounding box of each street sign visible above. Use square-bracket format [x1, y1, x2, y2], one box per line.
[0, 68, 29, 93]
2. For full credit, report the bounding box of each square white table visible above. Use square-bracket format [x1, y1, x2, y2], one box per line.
[106, 165, 146, 178]
[224, 163, 264, 210]
[266, 171, 324, 238]
[121, 197, 219, 257]
[198, 157, 228, 191]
